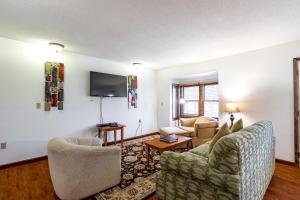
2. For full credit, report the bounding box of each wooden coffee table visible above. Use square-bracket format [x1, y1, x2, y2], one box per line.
[144, 135, 192, 165]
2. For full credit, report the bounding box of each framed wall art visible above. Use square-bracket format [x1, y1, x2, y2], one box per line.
[128, 75, 137, 109]
[45, 62, 64, 111]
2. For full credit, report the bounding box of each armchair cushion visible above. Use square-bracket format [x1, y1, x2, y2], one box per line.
[178, 126, 194, 134]
[195, 116, 218, 128]
[160, 126, 190, 136]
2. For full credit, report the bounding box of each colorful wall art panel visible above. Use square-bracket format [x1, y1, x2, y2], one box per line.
[128, 75, 137, 109]
[45, 62, 64, 111]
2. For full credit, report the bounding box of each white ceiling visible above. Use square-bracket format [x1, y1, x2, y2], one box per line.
[1, 0, 300, 69]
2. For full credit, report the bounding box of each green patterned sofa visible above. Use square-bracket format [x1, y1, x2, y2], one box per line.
[156, 121, 275, 200]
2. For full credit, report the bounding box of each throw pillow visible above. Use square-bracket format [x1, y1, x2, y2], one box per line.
[209, 123, 230, 153]
[180, 117, 197, 127]
[231, 118, 243, 133]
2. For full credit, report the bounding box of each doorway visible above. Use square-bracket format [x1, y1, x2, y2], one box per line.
[293, 57, 300, 167]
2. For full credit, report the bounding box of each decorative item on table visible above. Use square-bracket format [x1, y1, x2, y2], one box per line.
[225, 102, 240, 128]
[160, 134, 178, 143]
[128, 75, 137, 109]
[45, 62, 64, 111]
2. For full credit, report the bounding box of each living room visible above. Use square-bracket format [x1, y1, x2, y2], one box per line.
[1, 1, 300, 200]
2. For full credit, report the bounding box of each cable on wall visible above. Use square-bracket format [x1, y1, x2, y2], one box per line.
[99, 97, 104, 124]
[135, 120, 142, 136]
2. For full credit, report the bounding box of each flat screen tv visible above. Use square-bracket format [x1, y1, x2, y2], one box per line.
[90, 71, 127, 97]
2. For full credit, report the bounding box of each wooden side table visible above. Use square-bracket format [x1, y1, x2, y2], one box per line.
[96, 124, 126, 147]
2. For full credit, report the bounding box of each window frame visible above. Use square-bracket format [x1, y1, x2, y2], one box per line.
[172, 81, 218, 119]
[181, 85, 201, 118]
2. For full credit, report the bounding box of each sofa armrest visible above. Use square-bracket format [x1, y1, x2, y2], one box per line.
[160, 151, 209, 181]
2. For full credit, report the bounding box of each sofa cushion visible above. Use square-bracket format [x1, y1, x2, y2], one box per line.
[231, 118, 243, 133]
[209, 123, 230, 153]
[160, 151, 208, 181]
[189, 143, 209, 158]
[180, 117, 197, 127]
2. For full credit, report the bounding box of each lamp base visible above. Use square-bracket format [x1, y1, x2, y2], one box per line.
[229, 113, 235, 129]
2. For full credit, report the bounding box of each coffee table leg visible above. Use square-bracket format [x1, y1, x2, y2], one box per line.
[146, 145, 150, 165]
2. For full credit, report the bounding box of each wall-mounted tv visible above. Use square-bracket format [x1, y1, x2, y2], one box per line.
[90, 71, 127, 97]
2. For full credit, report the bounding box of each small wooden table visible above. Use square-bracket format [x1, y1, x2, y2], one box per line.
[144, 135, 192, 165]
[96, 124, 125, 147]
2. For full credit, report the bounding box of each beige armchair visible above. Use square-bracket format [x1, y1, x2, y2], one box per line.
[179, 116, 218, 147]
[47, 137, 121, 200]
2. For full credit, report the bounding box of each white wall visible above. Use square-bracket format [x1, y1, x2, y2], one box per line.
[1, 36, 299, 164]
[0, 37, 157, 165]
[156, 41, 300, 162]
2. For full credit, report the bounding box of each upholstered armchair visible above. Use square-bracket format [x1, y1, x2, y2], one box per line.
[179, 116, 218, 147]
[178, 117, 198, 136]
[193, 116, 218, 147]
[47, 137, 121, 200]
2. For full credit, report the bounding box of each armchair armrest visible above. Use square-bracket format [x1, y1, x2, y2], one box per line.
[194, 121, 218, 129]
[78, 137, 103, 146]
[160, 151, 208, 181]
[64, 136, 102, 146]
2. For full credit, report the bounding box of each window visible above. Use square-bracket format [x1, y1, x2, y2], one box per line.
[204, 84, 219, 118]
[172, 82, 219, 119]
[182, 86, 199, 116]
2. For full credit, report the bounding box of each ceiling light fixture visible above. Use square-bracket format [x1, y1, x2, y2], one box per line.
[48, 42, 65, 52]
[132, 62, 142, 66]
[132, 62, 142, 69]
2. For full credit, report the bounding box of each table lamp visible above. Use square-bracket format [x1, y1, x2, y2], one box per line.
[225, 102, 240, 128]
[178, 98, 186, 126]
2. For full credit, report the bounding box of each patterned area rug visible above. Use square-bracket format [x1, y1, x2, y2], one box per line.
[92, 135, 161, 200]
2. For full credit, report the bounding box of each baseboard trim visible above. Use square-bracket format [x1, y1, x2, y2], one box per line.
[0, 156, 48, 170]
[0, 132, 160, 170]
[106, 132, 159, 145]
[275, 158, 295, 166]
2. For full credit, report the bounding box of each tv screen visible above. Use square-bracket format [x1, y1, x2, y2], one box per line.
[90, 71, 127, 97]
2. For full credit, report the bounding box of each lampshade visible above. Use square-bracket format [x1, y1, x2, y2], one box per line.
[179, 98, 186, 104]
[225, 102, 240, 113]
